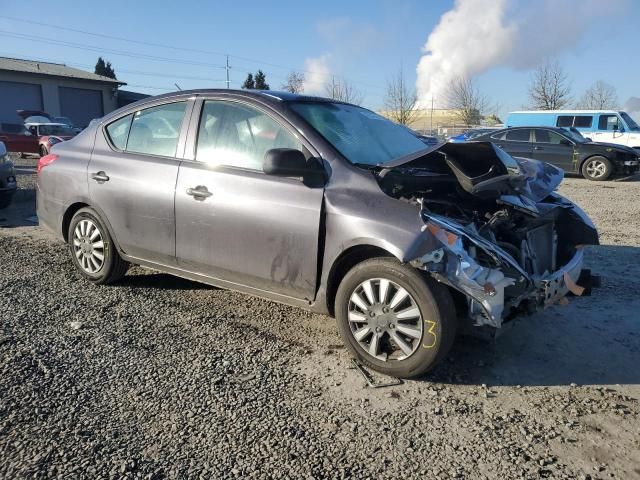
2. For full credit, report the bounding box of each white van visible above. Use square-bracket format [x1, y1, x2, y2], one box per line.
[506, 110, 640, 150]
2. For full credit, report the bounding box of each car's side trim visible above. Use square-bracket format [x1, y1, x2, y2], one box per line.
[121, 253, 322, 312]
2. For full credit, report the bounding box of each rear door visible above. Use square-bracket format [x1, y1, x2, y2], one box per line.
[175, 98, 324, 300]
[88, 99, 193, 265]
[532, 129, 576, 172]
[492, 128, 534, 158]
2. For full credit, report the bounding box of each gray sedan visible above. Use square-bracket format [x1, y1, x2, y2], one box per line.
[37, 90, 599, 378]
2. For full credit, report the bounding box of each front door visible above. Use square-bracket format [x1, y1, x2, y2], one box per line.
[532, 129, 576, 172]
[591, 114, 627, 146]
[175, 99, 324, 300]
[88, 100, 191, 265]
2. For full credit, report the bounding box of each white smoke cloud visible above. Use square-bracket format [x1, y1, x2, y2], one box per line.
[416, 0, 630, 107]
[624, 97, 640, 121]
[302, 53, 332, 95]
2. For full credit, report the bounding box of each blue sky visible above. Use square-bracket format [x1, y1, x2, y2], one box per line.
[0, 0, 638, 118]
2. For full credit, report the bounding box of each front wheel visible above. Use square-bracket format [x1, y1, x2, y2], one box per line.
[582, 156, 612, 181]
[335, 258, 456, 379]
[68, 208, 129, 284]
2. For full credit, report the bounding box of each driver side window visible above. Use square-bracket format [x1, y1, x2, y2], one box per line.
[195, 100, 302, 170]
[598, 115, 620, 131]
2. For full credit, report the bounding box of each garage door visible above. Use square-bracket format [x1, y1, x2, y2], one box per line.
[0, 81, 43, 123]
[59, 87, 104, 128]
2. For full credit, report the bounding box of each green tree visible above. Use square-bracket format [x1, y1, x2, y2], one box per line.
[94, 57, 116, 79]
[254, 70, 270, 90]
[241, 73, 255, 89]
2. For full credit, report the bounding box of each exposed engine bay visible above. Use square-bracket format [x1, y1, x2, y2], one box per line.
[373, 142, 599, 329]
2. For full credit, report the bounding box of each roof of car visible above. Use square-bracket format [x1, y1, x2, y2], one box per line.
[509, 110, 620, 114]
[130, 89, 342, 105]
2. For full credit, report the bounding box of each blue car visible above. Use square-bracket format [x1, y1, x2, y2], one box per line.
[449, 128, 499, 143]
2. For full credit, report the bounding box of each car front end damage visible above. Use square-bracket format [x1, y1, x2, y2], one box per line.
[375, 141, 599, 330]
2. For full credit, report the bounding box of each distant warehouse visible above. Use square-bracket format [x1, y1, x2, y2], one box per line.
[0, 57, 146, 128]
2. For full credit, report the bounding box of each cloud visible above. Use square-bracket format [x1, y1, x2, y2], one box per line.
[302, 53, 332, 95]
[415, 0, 630, 107]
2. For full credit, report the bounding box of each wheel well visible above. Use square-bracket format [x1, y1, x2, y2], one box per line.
[325, 245, 393, 316]
[62, 202, 89, 242]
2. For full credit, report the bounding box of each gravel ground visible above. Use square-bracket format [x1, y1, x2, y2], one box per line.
[1, 159, 639, 479]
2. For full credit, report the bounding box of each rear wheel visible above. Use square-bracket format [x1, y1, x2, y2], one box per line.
[582, 156, 612, 181]
[68, 208, 129, 284]
[335, 257, 456, 379]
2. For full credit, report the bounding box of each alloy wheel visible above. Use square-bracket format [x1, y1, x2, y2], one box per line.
[348, 278, 423, 361]
[72, 219, 105, 274]
[586, 159, 607, 179]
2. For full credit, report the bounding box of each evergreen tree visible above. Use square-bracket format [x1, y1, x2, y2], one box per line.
[242, 73, 255, 89]
[254, 70, 270, 90]
[94, 57, 117, 79]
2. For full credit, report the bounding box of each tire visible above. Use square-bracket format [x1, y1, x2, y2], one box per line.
[335, 257, 456, 379]
[39, 145, 48, 157]
[581, 156, 612, 181]
[68, 208, 129, 284]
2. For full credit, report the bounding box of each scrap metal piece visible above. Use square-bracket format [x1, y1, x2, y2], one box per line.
[351, 359, 402, 388]
[563, 271, 585, 296]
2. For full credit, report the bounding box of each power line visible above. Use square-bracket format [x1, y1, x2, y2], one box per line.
[0, 30, 227, 69]
[0, 15, 387, 93]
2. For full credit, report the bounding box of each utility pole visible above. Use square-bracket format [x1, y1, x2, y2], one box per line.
[225, 55, 231, 89]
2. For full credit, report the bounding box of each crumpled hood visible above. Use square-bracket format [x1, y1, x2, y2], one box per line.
[382, 141, 564, 207]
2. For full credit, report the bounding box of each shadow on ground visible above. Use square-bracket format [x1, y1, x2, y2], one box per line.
[115, 271, 214, 291]
[425, 244, 640, 388]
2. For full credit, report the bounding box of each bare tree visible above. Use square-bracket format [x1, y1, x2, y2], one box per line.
[325, 76, 364, 105]
[446, 76, 492, 126]
[527, 60, 572, 110]
[383, 67, 418, 126]
[576, 80, 618, 109]
[281, 71, 305, 94]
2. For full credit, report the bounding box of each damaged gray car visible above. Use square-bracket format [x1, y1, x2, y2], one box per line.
[36, 90, 599, 378]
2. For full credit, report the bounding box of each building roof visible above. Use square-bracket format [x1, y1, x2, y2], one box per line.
[0, 57, 125, 85]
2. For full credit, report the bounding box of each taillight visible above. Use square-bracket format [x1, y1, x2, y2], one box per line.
[37, 154, 58, 175]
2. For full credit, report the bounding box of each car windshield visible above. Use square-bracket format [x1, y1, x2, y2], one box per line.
[562, 128, 588, 143]
[39, 125, 75, 136]
[289, 102, 428, 166]
[620, 112, 640, 131]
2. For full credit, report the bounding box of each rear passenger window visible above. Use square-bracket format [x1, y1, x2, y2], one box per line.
[557, 116, 573, 127]
[126, 102, 187, 157]
[106, 114, 133, 150]
[574, 116, 593, 128]
[506, 129, 530, 142]
[556, 115, 593, 128]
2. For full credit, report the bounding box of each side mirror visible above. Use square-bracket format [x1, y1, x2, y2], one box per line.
[585, 137, 592, 142]
[263, 148, 325, 186]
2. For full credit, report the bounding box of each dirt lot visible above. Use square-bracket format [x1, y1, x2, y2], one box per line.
[1, 158, 639, 479]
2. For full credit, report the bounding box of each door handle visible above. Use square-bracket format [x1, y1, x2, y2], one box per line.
[534, 146, 543, 151]
[91, 171, 110, 183]
[186, 185, 212, 200]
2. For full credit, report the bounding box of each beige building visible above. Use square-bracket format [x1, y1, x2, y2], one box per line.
[379, 108, 482, 136]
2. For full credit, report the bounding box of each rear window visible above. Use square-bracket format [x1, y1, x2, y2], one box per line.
[0, 123, 27, 134]
[505, 129, 530, 142]
[556, 115, 592, 128]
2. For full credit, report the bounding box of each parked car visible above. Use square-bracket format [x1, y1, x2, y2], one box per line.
[52, 116, 83, 135]
[472, 126, 639, 180]
[0, 141, 17, 209]
[0, 122, 40, 156]
[17, 110, 78, 156]
[448, 127, 499, 143]
[506, 110, 640, 151]
[37, 90, 599, 378]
